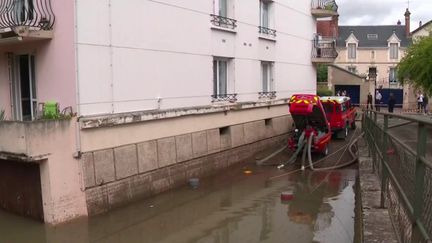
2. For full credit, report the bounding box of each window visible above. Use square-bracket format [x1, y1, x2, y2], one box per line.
[367, 34, 378, 40]
[348, 66, 357, 73]
[213, 58, 229, 96]
[14, 0, 35, 22]
[261, 62, 274, 92]
[389, 67, 398, 83]
[390, 43, 398, 59]
[348, 43, 356, 59]
[371, 51, 375, 59]
[260, 1, 270, 28]
[368, 67, 377, 80]
[214, 0, 228, 17]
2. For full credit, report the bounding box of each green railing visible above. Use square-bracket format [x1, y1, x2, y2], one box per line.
[363, 110, 432, 243]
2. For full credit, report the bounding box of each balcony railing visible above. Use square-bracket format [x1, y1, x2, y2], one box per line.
[311, 37, 338, 63]
[259, 26, 276, 38]
[258, 91, 277, 99]
[0, 0, 55, 31]
[311, 0, 338, 17]
[211, 93, 238, 103]
[210, 14, 237, 30]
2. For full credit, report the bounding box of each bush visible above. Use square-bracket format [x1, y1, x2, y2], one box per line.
[0, 109, 5, 121]
[317, 89, 333, 97]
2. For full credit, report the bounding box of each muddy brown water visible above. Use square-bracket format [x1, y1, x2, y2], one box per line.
[0, 131, 359, 243]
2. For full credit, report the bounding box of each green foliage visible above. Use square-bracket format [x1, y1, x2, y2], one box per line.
[317, 64, 328, 83]
[397, 34, 432, 96]
[0, 109, 4, 121]
[317, 88, 333, 97]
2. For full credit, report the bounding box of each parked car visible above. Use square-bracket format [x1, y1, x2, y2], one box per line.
[320, 96, 357, 139]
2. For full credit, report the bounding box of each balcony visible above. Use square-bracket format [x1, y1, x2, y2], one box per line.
[258, 26, 276, 41]
[311, 37, 338, 63]
[211, 94, 238, 103]
[258, 91, 277, 100]
[311, 0, 338, 18]
[0, 0, 55, 45]
[210, 14, 237, 31]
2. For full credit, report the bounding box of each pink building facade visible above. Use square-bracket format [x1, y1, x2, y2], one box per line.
[0, 0, 337, 224]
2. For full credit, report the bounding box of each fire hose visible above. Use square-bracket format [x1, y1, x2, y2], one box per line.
[270, 130, 364, 171]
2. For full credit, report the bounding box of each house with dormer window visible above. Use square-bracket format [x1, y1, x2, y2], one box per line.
[318, 9, 411, 106]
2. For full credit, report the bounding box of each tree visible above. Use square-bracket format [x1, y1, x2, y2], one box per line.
[317, 64, 328, 83]
[397, 34, 432, 96]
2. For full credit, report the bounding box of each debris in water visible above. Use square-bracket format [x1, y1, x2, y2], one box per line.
[280, 191, 294, 202]
[243, 170, 253, 175]
[189, 178, 200, 189]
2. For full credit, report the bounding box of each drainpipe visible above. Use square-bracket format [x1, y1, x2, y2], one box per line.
[73, 0, 82, 159]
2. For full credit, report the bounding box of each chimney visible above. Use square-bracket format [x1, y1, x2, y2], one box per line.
[419, 21, 422, 28]
[404, 8, 411, 36]
[397, 20, 401, 25]
[331, 14, 339, 37]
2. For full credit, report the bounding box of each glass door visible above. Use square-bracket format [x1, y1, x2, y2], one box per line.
[12, 54, 37, 121]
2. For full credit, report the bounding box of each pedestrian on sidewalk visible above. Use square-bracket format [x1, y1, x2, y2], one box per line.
[375, 90, 382, 111]
[366, 92, 373, 110]
[417, 93, 424, 112]
[388, 93, 396, 113]
[423, 95, 429, 114]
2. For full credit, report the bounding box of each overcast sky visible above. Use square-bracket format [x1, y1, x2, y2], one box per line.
[338, 0, 432, 31]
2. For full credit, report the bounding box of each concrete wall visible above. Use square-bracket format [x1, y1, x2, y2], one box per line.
[75, 0, 317, 116]
[0, 0, 77, 119]
[0, 119, 87, 224]
[80, 115, 292, 215]
[327, 66, 371, 105]
[79, 104, 291, 152]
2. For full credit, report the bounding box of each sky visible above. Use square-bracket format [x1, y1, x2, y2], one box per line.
[337, 0, 432, 31]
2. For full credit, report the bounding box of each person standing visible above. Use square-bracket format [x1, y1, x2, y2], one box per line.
[375, 90, 382, 111]
[367, 92, 373, 110]
[417, 93, 424, 112]
[423, 95, 429, 114]
[388, 93, 396, 113]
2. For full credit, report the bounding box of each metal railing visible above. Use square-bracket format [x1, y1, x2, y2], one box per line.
[258, 91, 276, 99]
[363, 110, 432, 243]
[0, 0, 55, 30]
[311, 0, 338, 11]
[312, 37, 338, 59]
[210, 14, 237, 30]
[259, 26, 276, 38]
[211, 93, 237, 103]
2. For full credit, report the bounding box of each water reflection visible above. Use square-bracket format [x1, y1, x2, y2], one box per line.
[0, 164, 356, 243]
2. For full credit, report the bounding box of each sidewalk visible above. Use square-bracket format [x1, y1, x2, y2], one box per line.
[357, 139, 399, 243]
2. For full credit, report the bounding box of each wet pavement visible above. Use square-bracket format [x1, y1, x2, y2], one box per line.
[0, 131, 359, 243]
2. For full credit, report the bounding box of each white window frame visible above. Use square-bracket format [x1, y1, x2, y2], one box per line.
[390, 43, 399, 59]
[348, 66, 357, 73]
[261, 61, 274, 92]
[213, 58, 230, 96]
[214, 0, 234, 18]
[348, 43, 356, 59]
[389, 67, 398, 83]
[260, 0, 273, 28]
[10, 54, 37, 121]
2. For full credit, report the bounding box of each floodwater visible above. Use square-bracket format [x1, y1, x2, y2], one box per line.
[0, 133, 358, 243]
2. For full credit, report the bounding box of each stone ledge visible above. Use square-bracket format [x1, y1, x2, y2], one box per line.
[79, 99, 290, 129]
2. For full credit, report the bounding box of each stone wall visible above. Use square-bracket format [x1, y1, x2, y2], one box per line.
[81, 115, 292, 215]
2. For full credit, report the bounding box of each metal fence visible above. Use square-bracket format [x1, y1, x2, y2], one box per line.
[363, 110, 432, 243]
